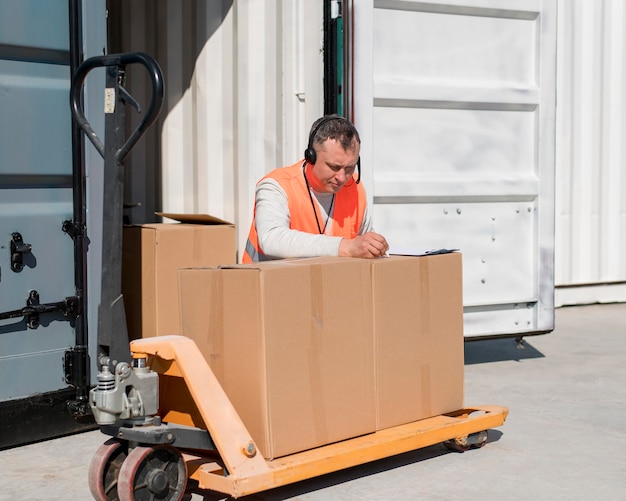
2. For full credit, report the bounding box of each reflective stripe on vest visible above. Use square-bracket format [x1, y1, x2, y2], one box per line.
[244, 237, 270, 262]
[242, 160, 366, 263]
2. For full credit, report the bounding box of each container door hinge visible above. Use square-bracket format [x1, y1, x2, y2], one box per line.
[64, 345, 89, 387]
[62, 220, 86, 240]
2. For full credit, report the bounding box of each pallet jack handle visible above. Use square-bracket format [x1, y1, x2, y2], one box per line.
[70, 52, 164, 163]
[70, 53, 164, 370]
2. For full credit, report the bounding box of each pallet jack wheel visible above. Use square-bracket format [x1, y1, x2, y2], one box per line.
[117, 444, 187, 501]
[88, 438, 129, 501]
[444, 430, 489, 452]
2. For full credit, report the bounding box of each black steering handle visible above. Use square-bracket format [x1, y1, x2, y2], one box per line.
[70, 52, 164, 162]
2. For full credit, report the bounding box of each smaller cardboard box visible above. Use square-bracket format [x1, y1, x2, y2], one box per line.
[178, 257, 376, 459]
[122, 213, 236, 340]
[371, 253, 464, 430]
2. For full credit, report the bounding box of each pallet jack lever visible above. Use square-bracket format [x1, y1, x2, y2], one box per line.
[118, 84, 142, 113]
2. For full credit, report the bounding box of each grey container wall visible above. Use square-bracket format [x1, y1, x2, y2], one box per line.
[0, 0, 106, 448]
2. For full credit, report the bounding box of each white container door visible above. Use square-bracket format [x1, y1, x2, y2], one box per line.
[351, 0, 558, 339]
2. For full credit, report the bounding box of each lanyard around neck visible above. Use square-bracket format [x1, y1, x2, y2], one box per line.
[303, 162, 335, 234]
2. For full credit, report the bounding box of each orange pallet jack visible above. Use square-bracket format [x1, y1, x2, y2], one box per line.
[93, 336, 507, 500]
[71, 54, 507, 501]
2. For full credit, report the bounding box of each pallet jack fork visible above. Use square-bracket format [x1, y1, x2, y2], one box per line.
[71, 53, 507, 501]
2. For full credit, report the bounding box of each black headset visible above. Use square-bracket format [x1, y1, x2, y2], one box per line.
[304, 116, 361, 184]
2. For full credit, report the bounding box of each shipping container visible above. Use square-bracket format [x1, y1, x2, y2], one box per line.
[2, 0, 624, 447]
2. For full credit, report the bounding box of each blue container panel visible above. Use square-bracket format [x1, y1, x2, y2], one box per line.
[0, 188, 75, 400]
[0, 60, 72, 176]
[0, 347, 68, 401]
[0, 0, 69, 50]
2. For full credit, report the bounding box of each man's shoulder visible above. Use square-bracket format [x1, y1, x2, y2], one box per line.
[264, 161, 303, 181]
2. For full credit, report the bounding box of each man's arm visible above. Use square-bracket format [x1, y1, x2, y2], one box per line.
[359, 201, 374, 235]
[255, 178, 342, 258]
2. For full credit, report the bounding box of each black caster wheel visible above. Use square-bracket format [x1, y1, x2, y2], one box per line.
[117, 444, 187, 501]
[89, 438, 129, 501]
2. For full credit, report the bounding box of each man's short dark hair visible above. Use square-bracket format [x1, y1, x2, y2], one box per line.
[310, 115, 360, 151]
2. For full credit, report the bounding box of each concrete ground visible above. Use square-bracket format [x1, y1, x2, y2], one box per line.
[2, 303, 625, 500]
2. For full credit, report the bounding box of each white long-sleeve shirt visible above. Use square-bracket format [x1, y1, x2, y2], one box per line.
[254, 177, 374, 259]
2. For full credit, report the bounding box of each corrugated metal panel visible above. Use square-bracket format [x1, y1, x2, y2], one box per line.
[108, 0, 325, 261]
[111, 0, 626, 309]
[555, 0, 626, 305]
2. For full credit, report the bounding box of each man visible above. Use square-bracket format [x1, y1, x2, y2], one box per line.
[242, 115, 389, 263]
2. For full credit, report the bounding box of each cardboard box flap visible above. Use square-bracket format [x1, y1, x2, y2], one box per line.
[215, 257, 312, 271]
[156, 212, 232, 225]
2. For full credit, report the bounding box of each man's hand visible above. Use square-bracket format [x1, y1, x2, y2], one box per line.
[339, 232, 389, 258]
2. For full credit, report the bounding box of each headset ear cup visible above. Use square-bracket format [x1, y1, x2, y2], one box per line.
[304, 147, 316, 165]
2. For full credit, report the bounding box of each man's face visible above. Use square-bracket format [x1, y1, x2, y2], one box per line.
[308, 138, 360, 194]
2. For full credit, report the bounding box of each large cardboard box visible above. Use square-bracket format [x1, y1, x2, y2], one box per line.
[178, 253, 464, 457]
[122, 213, 236, 340]
[178, 258, 376, 459]
[371, 253, 464, 430]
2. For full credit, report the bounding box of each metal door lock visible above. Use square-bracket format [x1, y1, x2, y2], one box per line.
[0, 290, 79, 328]
[26, 290, 41, 329]
[10, 232, 32, 272]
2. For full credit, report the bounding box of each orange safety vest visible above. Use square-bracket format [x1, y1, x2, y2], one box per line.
[242, 160, 367, 263]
